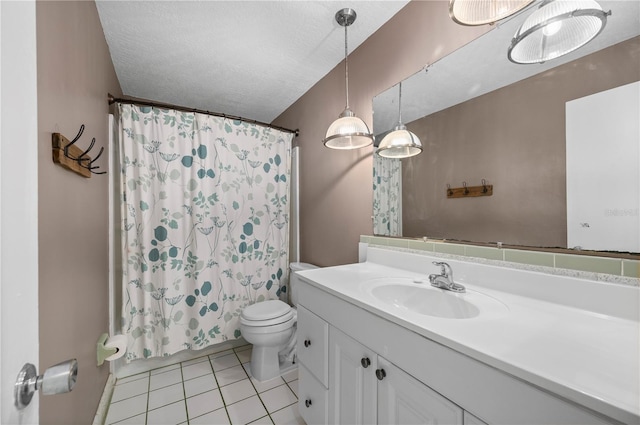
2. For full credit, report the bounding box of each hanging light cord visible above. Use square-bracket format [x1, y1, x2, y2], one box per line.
[397, 82, 403, 126]
[344, 22, 350, 109]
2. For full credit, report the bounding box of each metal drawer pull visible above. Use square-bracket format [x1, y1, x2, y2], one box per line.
[305, 399, 313, 408]
[304, 339, 311, 347]
[375, 368, 386, 381]
[361, 357, 371, 368]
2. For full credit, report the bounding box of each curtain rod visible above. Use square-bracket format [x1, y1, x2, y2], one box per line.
[108, 94, 299, 137]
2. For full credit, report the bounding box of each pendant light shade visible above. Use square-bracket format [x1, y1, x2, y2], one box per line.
[376, 82, 422, 159]
[323, 9, 373, 150]
[324, 108, 374, 149]
[449, 0, 535, 26]
[376, 126, 422, 158]
[508, 0, 610, 64]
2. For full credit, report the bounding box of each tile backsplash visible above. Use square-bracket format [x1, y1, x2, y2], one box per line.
[361, 236, 639, 282]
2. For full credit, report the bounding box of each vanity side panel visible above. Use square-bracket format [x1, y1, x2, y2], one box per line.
[297, 281, 618, 425]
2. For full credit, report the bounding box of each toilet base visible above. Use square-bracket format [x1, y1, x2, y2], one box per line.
[250, 346, 297, 382]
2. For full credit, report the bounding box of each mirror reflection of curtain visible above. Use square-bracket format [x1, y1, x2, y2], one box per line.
[373, 155, 402, 236]
[117, 104, 292, 360]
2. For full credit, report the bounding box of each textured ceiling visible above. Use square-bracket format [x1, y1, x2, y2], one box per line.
[96, 1, 409, 124]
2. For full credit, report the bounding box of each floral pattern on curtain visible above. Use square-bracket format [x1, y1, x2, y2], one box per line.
[117, 104, 292, 360]
[373, 155, 402, 236]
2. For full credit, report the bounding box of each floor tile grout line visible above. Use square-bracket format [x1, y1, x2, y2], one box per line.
[208, 355, 233, 425]
[269, 400, 299, 417]
[145, 371, 151, 425]
[179, 362, 190, 425]
[283, 380, 298, 401]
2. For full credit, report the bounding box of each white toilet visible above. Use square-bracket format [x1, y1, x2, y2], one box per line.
[240, 262, 318, 381]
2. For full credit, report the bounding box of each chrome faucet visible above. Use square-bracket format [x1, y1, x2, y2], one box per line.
[429, 261, 466, 293]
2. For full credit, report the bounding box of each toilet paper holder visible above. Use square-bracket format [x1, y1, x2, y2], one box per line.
[14, 359, 78, 410]
[97, 333, 119, 366]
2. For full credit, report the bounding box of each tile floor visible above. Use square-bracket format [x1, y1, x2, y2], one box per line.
[105, 344, 305, 425]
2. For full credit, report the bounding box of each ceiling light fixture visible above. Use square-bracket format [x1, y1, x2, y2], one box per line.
[508, 0, 611, 64]
[376, 82, 422, 159]
[449, 0, 535, 26]
[323, 8, 373, 150]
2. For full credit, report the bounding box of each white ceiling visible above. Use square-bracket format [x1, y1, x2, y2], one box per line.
[96, 1, 410, 124]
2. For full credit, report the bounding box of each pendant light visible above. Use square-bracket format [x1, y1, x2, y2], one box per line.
[376, 82, 422, 159]
[449, 0, 535, 26]
[323, 8, 373, 150]
[508, 0, 611, 64]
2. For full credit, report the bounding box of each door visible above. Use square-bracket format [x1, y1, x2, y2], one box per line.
[566, 81, 640, 252]
[328, 327, 377, 424]
[377, 357, 463, 425]
[0, 1, 40, 422]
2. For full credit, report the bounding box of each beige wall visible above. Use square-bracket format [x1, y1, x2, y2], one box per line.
[36, 1, 121, 423]
[273, 1, 488, 266]
[403, 36, 640, 247]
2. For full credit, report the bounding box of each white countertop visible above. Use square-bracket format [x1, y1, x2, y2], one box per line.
[297, 256, 640, 424]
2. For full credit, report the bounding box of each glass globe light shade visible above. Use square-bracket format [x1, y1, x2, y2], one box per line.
[508, 0, 610, 64]
[376, 125, 422, 159]
[449, 0, 535, 26]
[323, 108, 373, 150]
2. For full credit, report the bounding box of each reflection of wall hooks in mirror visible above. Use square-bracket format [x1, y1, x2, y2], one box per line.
[446, 180, 493, 199]
[52, 125, 106, 178]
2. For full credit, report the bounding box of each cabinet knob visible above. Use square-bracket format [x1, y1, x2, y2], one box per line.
[360, 357, 371, 368]
[304, 339, 311, 347]
[305, 399, 312, 408]
[375, 368, 386, 381]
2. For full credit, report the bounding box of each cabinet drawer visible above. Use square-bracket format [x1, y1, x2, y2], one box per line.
[298, 364, 328, 425]
[297, 305, 329, 386]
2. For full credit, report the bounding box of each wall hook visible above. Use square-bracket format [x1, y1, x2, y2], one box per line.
[52, 125, 106, 177]
[446, 180, 493, 199]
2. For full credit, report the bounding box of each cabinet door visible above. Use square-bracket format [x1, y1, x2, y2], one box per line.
[297, 305, 329, 386]
[328, 328, 377, 424]
[377, 357, 463, 425]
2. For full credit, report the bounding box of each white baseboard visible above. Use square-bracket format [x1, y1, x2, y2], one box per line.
[93, 373, 116, 425]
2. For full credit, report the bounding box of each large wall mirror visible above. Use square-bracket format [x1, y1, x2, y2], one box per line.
[372, 0, 639, 255]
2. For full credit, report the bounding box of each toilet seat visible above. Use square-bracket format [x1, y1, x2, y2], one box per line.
[240, 300, 293, 327]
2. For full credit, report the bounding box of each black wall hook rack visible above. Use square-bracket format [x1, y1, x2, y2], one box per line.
[446, 179, 493, 199]
[52, 125, 106, 178]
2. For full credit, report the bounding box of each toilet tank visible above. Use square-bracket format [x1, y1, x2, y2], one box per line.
[289, 262, 318, 306]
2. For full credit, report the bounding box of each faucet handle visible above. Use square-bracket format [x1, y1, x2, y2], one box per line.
[432, 261, 452, 277]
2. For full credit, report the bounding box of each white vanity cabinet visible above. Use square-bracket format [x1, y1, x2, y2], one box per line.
[297, 304, 464, 425]
[296, 270, 620, 425]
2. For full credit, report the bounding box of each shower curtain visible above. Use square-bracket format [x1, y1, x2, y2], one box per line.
[373, 155, 402, 236]
[117, 104, 292, 360]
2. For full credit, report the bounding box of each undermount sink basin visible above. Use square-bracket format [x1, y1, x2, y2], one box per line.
[367, 278, 508, 320]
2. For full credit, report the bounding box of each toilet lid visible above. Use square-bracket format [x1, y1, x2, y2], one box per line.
[242, 300, 292, 322]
